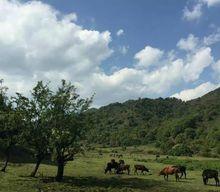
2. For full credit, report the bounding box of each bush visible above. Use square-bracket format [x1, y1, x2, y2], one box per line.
[169, 144, 193, 156]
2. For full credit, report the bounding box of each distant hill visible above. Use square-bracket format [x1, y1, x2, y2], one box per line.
[86, 88, 220, 156]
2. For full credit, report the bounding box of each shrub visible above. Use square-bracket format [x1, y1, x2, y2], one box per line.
[169, 144, 193, 156]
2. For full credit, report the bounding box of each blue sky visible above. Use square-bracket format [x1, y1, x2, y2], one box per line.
[39, 0, 220, 52]
[1, 0, 220, 106]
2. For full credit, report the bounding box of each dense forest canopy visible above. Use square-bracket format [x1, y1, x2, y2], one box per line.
[86, 88, 220, 157]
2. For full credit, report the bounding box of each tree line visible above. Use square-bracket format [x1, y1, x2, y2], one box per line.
[86, 91, 220, 157]
[0, 79, 92, 181]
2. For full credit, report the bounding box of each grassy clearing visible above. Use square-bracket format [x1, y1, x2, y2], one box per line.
[0, 147, 220, 192]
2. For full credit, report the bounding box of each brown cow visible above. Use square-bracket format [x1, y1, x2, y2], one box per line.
[159, 166, 180, 182]
[117, 164, 130, 175]
[134, 165, 149, 175]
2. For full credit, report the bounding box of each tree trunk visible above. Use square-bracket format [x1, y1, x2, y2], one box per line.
[1, 147, 10, 172]
[55, 158, 65, 182]
[30, 155, 43, 177]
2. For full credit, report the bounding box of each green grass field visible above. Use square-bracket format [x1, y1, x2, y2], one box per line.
[0, 146, 220, 192]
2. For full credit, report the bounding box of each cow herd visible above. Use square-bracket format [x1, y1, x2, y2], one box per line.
[104, 159, 219, 187]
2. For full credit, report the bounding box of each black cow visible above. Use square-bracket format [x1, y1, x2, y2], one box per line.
[104, 159, 119, 174]
[202, 169, 219, 186]
[172, 165, 187, 179]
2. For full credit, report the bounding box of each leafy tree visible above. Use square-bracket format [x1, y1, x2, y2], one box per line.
[169, 144, 193, 156]
[50, 80, 92, 181]
[0, 80, 23, 172]
[14, 81, 52, 177]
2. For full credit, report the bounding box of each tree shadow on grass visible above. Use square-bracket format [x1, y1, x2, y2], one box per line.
[41, 176, 168, 190]
[13, 175, 206, 192]
[165, 179, 191, 183]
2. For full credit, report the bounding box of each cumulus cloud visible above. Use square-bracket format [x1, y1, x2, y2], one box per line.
[116, 29, 124, 37]
[134, 46, 164, 69]
[177, 34, 199, 51]
[84, 38, 214, 105]
[183, 3, 202, 21]
[183, 47, 213, 82]
[203, 28, 220, 45]
[0, 0, 112, 95]
[0, 0, 113, 72]
[171, 82, 220, 101]
[85, 60, 184, 106]
[183, 0, 220, 21]
[142, 59, 184, 94]
[0, 0, 219, 107]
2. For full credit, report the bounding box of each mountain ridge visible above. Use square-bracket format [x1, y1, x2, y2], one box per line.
[86, 87, 220, 156]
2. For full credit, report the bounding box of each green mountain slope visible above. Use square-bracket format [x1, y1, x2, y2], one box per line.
[86, 88, 220, 156]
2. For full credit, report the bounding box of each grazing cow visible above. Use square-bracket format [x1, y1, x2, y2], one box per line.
[159, 166, 180, 182]
[172, 165, 187, 179]
[104, 159, 119, 174]
[202, 169, 219, 186]
[134, 165, 149, 175]
[117, 164, 130, 175]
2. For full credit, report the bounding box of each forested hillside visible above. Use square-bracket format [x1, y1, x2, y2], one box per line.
[86, 88, 220, 156]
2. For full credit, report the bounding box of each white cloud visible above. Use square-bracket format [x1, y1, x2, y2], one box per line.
[63, 13, 78, 22]
[183, 0, 220, 22]
[142, 59, 184, 94]
[0, 0, 112, 95]
[119, 45, 129, 55]
[202, 0, 220, 7]
[116, 29, 124, 37]
[203, 28, 220, 45]
[0, 0, 113, 74]
[171, 82, 219, 101]
[134, 46, 164, 69]
[80, 68, 145, 106]
[85, 60, 184, 106]
[177, 34, 199, 51]
[183, 3, 203, 21]
[213, 60, 220, 77]
[184, 47, 213, 82]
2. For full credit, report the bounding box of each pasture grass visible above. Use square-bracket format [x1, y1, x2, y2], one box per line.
[0, 147, 220, 192]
